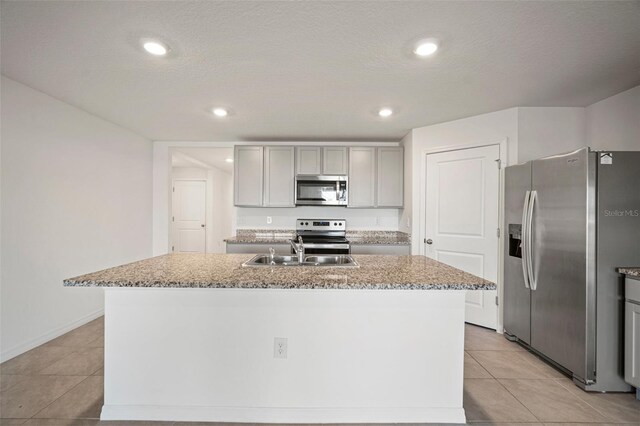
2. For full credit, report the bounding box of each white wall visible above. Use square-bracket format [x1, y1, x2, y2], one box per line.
[586, 85, 640, 151]
[172, 166, 234, 253]
[0, 76, 153, 361]
[517, 107, 586, 163]
[237, 207, 399, 230]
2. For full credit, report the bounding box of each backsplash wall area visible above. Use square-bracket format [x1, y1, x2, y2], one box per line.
[236, 207, 401, 230]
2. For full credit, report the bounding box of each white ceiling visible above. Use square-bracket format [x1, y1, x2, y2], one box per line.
[2, 1, 639, 142]
[172, 147, 234, 173]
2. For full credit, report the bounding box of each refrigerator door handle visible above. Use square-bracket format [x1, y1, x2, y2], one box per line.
[527, 190, 537, 290]
[521, 191, 531, 289]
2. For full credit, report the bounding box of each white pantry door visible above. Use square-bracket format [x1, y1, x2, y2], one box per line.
[425, 145, 500, 329]
[172, 180, 206, 253]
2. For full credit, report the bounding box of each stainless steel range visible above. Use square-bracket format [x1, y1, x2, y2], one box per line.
[292, 219, 350, 255]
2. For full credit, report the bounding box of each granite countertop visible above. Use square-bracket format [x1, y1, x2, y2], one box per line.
[224, 230, 411, 246]
[618, 267, 640, 278]
[224, 229, 295, 244]
[64, 253, 494, 291]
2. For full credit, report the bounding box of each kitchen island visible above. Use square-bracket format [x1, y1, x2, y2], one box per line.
[65, 253, 494, 424]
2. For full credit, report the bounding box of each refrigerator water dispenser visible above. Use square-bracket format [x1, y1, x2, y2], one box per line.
[508, 224, 522, 258]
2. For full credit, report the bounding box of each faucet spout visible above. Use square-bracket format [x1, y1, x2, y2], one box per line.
[290, 237, 305, 263]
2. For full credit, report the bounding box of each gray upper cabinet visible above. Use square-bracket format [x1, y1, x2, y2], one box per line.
[376, 147, 404, 207]
[348, 147, 376, 207]
[234, 146, 264, 207]
[264, 146, 295, 207]
[322, 147, 348, 175]
[235, 144, 402, 209]
[295, 147, 321, 175]
[296, 146, 348, 175]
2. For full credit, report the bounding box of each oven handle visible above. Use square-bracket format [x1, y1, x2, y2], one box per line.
[301, 243, 351, 249]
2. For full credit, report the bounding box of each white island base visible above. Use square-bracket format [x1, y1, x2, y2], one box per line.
[101, 288, 466, 423]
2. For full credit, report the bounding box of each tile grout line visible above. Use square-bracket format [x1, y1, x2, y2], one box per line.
[496, 377, 623, 424]
[27, 374, 93, 420]
[492, 377, 549, 424]
[465, 347, 542, 423]
[465, 350, 492, 378]
[551, 377, 619, 422]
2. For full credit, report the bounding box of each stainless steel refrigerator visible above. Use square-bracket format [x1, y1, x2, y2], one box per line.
[504, 147, 640, 392]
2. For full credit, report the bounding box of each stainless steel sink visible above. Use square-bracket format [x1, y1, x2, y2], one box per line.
[242, 254, 358, 268]
[243, 255, 300, 266]
[303, 255, 358, 266]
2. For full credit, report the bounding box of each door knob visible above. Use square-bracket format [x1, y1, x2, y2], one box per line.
[201, 224, 205, 228]
[426, 239, 433, 245]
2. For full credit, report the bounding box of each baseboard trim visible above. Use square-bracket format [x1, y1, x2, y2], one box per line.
[0, 308, 104, 362]
[100, 405, 466, 423]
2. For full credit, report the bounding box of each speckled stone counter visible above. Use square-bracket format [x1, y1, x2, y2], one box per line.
[224, 229, 295, 244]
[618, 267, 640, 278]
[224, 229, 411, 246]
[348, 231, 410, 246]
[64, 253, 493, 290]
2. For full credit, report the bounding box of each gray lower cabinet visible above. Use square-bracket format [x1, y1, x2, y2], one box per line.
[348, 147, 376, 207]
[625, 276, 640, 389]
[377, 147, 404, 207]
[264, 146, 295, 207]
[234, 146, 264, 206]
[350, 245, 410, 255]
[226, 243, 291, 254]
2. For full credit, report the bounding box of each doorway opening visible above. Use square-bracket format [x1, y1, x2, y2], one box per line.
[170, 148, 234, 253]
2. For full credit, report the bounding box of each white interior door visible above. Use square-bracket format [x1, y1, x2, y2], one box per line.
[172, 180, 206, 253]
[425, 145, 500, 329]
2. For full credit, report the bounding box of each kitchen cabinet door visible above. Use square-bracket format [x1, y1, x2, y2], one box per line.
[234, 146, 264, 206]
[348, 147, 376, 207]
[296, 146, 321, 175]
[322, 147, 348, 175]
[625, 277, 640, 388]
[376, 147, 404, 207]
[625, 300, 640, 388]
[264, 146, 295, 207]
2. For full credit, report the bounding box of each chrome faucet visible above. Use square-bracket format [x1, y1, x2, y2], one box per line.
[290, 236, 305, 263]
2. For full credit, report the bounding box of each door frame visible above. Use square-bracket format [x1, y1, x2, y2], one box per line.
[170, 178, 207, 253]
[419, 139, 508, 333]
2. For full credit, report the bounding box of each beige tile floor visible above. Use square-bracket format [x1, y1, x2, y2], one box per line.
[1, 318, 638, 425]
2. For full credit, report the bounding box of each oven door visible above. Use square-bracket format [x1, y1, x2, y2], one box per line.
[295, 176, 347, 206]
[300, 242, 351, 255]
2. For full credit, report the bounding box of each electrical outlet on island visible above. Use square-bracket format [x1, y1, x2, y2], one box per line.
[274, 337, 287, 359]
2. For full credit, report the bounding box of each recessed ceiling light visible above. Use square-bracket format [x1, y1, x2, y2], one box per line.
[378, 108, 393, 117]
[414, 40, 439, 57]
[212, 108, 228, 117]
[225, 158, 233, 163]
[142, 40, 168, 56]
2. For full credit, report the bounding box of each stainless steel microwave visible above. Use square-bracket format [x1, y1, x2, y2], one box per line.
[295, 175, 348, 206]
